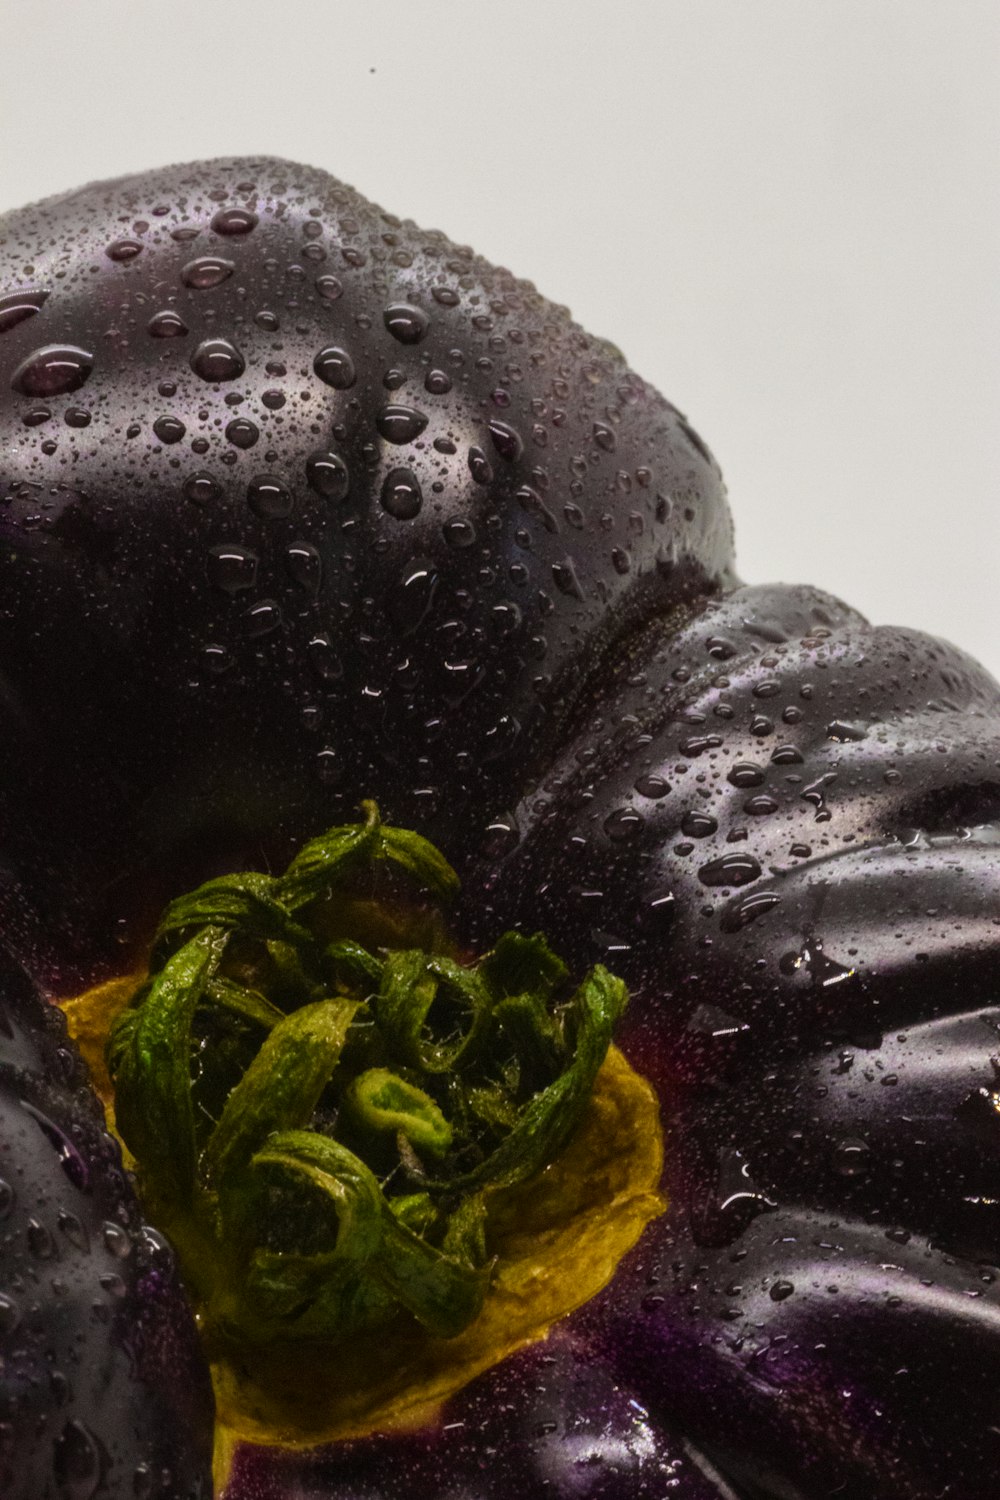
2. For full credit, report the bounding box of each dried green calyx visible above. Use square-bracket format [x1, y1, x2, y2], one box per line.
[107, 801, 628, 1353]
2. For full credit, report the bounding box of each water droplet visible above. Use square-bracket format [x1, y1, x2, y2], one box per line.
[383, 302, 429, 344]
[552, 560, 583, 600]
[0, 287, 49, 334]
[225, 417, 259, 449]
[376, 405, 428, 444]
[770, 1280, 795, 1302]
[392, 560, 438, 634]
[698, 852, 762, 888]
[54, 1418, 104, 1500]
[831, 1138, 872, 1178]
[482, 814, 520, 858]
[719, 889, 782, 933]
[634, 774, 669, 799]
[592, 421, 616, 452]
[181, 255, 235, 289]
[245, 599, 283, 637]
[316, 748, 341, 784]
[148, 309, 189, 339]
[153, 415, 186, 445]
[190, 337, 245, 382]
[706, 635, 737, 660]
[744, 794, 779, 816]
[0, 1294, 19, 1334]
[27, 1218, 54, 1258]
[11, 345, 93, 397]
[316, 274, 344, 300]
[488, 419, 523, 462]
[102, 1221, 131, 1258]
[22, 1102, 88, 1189]
[827, 720, 867, 743]
[443, 517, 476, 548]
[203, 643, 233, 674]
[208, 544, 258, 594]
[468, 446, 493, 485]
[424, 368, 452, 394]
[306, 450, 350, 501]
[682, 811, 718, 838]
[307, 634, 343, 681]
[255, 309, 279, 331]
[247, 474, 293, 518]
[105, 238, 143, 262]
[604, 807, 644, 842]
[313, 345, 357, 389]
[65, 408, 91, 429]
[728, 762, 766, 789]
[262, 388, 285, 410]
[211, 206, 258, 235]
[23, 406, 50, 426]
[285, 543, 322, 592]
[381, 467, 423, 519]
[184, 471, 222, 506]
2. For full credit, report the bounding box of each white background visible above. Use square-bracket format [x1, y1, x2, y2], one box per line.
[2, 1, 997, 678]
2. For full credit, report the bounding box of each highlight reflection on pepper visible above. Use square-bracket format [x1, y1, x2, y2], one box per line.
[0, 157, 998, 1500]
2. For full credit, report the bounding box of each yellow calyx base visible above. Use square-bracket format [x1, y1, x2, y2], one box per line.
[60, 973, 665, 1483]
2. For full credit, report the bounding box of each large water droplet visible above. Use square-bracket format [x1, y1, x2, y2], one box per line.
[698, 852, 762, 888]
[376, 405, 428, 444]
[0, 288, 49, 335]
[148, 309, 189, 339]
[53, 1419, 104, 1500]
[381, 467, 423, 519]
[313, 346, 357, 389]
[211, 206, 258, 235]
[208, 544, 258, 594]
[285, 543, 322, 593]
[225, 417, 259, 449]
[22, 1102, 88, 1189]
[383, 302, 429, 344]
[184, 471, 222, 506]
[681, 811, 718, 838]
[190, 337, 245, 382]
[245, 599, 283, 637]
[443, 517, 476, 548]
[552, 560, 583, 600]
[0, 1294, 19, 1334]
[488, 419, 523, 462]
[728, 762, 766, 789]
[392, 560, 438, 634]
[316, 274, 344, 300]
[58, 1210, 90, 1252]
[247, 474, 293, 518]
[102, 1221, 132, 1257]
[468, 446, 493, 485]
[181, 255, 235, 289]
[307, 634, 343, 681]
[11, 345, 94, 397]
[719, 889, 782, 933]
[153, 415, 186, 444]
[306, 451, 350, 501]
[105, 238, 143, 262]
[832, 1138, 872, 1178]
[604, 807, 644, 842]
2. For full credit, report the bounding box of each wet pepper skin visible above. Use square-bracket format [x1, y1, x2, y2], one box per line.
[1, 159, 998, 1498]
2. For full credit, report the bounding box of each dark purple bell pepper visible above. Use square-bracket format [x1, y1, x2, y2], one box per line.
[1, 157, 997, 1499]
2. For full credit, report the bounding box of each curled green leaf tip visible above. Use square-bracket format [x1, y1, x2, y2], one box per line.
[106, 802, 627, 1351]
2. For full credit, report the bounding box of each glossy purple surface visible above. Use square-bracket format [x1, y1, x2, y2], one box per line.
[1, 158, 998, 1497]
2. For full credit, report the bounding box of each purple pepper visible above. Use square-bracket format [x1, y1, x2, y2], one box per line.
[0, 158, 998, 1499]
